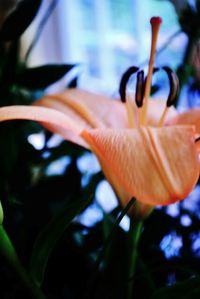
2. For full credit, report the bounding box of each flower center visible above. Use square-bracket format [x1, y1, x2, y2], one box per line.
[119, 17, 179, 128]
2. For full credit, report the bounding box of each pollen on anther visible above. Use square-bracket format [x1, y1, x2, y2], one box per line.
[119, 66, 139, 102]
[163, 66, 179, 107]
[135, 70, 145, 108]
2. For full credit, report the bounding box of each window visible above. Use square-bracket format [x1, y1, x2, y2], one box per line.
[22, 0, 186, 95]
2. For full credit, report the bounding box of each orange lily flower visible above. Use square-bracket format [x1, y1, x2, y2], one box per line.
[0, 17, 199, 217]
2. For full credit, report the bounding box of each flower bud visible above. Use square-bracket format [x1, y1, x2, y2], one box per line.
[0, 201, 3, 225]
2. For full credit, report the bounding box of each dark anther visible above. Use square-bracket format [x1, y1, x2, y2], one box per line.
[135, 70, 145, 107]
[163, 66, 179, 107]
[119, 66, 139, 102]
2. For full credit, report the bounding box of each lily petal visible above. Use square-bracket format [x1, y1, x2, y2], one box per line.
[0, 105, 88, 148]
[35, 89, 128, 129]
[81, 126, 199, 206]
[166, 108, 200, 134]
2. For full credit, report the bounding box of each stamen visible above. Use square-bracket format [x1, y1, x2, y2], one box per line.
[119, 66, 139, 102]
[158, 67, 179, 127]
[140, 16, 162, 125]
[126, 93, 138, 128]
[135, 70, 145, 108]
[119, 66, 139, 128]
[158, 106, 168, 127]
[163, 66, 179, 107]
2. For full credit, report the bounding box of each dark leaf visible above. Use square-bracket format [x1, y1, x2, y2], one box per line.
[0, 41, 19, 99]
[15, 64, 76, 90]
[67, 76, 79, 88]
[25, 0, 59, 61]
[151, 277, 200, 299]
[30, 195, 93, 286]
[85, 198, 135, 298]
[0, 0, 42, 41]
[150, 84, 160, 95]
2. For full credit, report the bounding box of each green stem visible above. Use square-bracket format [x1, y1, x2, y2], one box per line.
[126, 219, 143, 299]
[0, 225, 46, 299]
[84, 198, 136, 299]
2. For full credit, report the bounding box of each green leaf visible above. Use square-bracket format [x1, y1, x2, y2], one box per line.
[25, 0, 59, 61]
[15, 64, 76, 90]
[151, 277, 200, 299]
[0, 41, 19, 98]
[30, 195, 92, 287]
[85, 198, 136, 298]
[0, 226, 46, 299]
[0, 0, 42, 41]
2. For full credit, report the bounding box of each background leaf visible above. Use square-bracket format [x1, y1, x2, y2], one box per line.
[30, 195, 92, 287]
[15, 64, 76, 90]
[0, 41, 19, 98]
[0, 0, 42, 41]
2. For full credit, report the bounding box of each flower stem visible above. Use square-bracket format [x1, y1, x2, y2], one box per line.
[126, 219, 143, 299]
[0, 225, 46, 299]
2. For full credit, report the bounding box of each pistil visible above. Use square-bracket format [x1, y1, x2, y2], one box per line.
[140, 17, 162, 125]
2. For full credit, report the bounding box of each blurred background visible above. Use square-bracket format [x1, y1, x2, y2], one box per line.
[22, 0, 186, 93]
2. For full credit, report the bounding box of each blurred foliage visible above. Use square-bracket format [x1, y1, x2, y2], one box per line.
[0, 0, 200, 298]
[158, 0, 200, 105]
